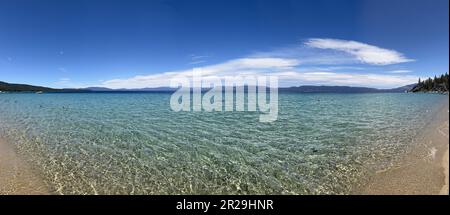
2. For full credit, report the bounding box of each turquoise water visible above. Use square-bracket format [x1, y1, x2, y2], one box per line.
[0, 92, 447, 194]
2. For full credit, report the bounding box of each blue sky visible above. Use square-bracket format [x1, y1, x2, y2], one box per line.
[0, 0, 448, 88]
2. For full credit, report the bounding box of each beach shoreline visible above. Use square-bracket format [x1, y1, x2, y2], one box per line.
[0, 137, 49, 195]
[361, 96, 449, 195]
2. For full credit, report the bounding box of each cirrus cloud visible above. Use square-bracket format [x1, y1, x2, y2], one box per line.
[102, 57, 300, 89]
[305, 38, 414, 65]
[96, 38, 418, 89]
[387, 70, 412, 74]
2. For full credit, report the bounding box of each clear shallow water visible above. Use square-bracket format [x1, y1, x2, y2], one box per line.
[0, 92, 446, 194]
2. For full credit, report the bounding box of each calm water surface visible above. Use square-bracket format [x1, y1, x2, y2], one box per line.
[0, 92, 446, 194]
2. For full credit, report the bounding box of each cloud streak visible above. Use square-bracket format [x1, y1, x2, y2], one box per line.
[387, 70, 412, 74]
[188, 54, 210, 65]
[102, 57, 300, 88]
[275, 71, 417, 88]
[305, 38, 414, 65]
[98, 38, 417, 89]
[55, 78, 71, 86]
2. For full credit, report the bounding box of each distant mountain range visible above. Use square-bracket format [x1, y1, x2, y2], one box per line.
[0, 81, 86, 92]
[279, 84, 417, 93]
[83, 85, 417, 93]
[1, 80, 416, 93]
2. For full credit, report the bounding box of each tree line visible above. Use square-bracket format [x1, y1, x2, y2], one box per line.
[0, 81, 86, 93]
[409, 73, 449, 93]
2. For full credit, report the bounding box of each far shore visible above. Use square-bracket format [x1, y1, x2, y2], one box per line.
[361, 96, 449, 195]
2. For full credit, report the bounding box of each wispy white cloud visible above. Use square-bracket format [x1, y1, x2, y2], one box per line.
[298, 66, 365, 72]
[97, 38, 417, 89]
[189, 60, 207, 65]
[100, 60, 416, 89]
[275, 71, 417, 89]
[55, 78, 71, 86]
[53, 78, 101, 89]
[305, 38, 414, 65]
[188, 54, 210, 65]
[102, 57, 300, 88]
[386, 70, 412, 74]
[189, 54, 209, 60]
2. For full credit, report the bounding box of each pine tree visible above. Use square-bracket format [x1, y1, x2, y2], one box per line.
[411, 72, 449, 92]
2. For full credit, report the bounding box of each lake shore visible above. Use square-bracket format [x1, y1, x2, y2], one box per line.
[0, 137, 49, 195]
[361, 96, 449, 195]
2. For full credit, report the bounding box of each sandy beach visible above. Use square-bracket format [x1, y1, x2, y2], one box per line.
[362, 96, 449, 195]
[0, 138, 49, 195]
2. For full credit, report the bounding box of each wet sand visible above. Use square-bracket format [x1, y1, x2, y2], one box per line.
[362, 97, 449, 195]
[0, 138, 49, 195]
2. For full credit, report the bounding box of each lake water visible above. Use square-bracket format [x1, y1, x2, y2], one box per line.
[0, 92, 447, 194]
